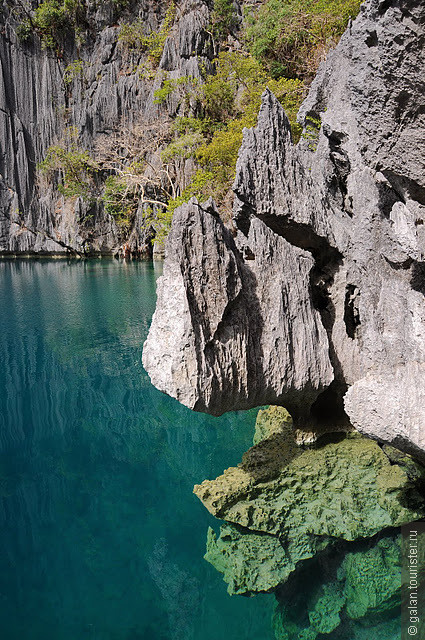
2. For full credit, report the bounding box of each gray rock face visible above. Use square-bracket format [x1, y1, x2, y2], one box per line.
[143, 0, 425, 457]
[143, 198, 333, 417]
[0, 0, 212, 255]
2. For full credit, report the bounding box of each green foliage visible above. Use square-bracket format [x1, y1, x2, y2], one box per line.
[201, 72, 237, 122]
[38, 128, 99, 199]
[211, 0, 239, 40]
[171, 51, 303, 214]
[118, 19, 145, 50]
[112, 0, 130, 9]
[146, 4, 176, 65]
[161, 133, 204, 163]
[29, 0, 85, 50]
[159, 1, 351, 226]
[102, 176, 137, 230]
[153, 76, 199, 107]
[196, 120, 243, 189]
[173, 116, 210, 135]
[118, 3, 176, 66]
[16, 20, 33, 42]
[153, 79, 176, 104]
[157, 170, 215, 244]
[198, 51, 303, 128]
[246, 0, 362, 79]
[63, 59, 84, 85]
[153, 206, 173, 246]
[301, 114, 322, 150]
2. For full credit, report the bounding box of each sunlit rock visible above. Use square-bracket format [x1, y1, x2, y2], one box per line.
[143, 0, 425, 457]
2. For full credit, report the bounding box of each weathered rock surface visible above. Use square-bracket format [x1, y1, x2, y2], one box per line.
[204, 523, 290, 596]
[143, 0, 425, 456]
[194, 407, 425, 595]
[143, 200, 333, 416]
[0, 0, 213, 255]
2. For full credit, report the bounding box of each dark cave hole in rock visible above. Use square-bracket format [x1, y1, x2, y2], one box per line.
[383, 170, 425, 207]
[324, 126, 352, 215]
[377, 176, 405, 217]
[309, 380, 350, 429]
[377, 0, 393, 15]
[365, 29, 378, 47]
[411, 262, 425, 295]
[255, 214, 343, 267]
[395, 89, 410, 122]
[344, 284, 360, 339]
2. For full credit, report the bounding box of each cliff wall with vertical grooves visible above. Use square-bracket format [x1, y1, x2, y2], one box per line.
[0, 0, 213, 256]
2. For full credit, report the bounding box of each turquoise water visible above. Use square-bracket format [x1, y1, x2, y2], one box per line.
[0, 259, 274, 640]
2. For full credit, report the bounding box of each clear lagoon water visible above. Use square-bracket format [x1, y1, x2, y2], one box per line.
[0, 258, 275, 640]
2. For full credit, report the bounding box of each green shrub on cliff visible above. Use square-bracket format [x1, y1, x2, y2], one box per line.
[38, 130, 99, 199]
[211, 0, 239, 40]
[63, 59, 84, 85]
[118, 3, 176, 65]
[160, 50, 303, 218]
[165, 170, 215, 216]
[102, 175, 137, 230]
[19, 0, 86, 50]
[154, 0, 358, 229]
[246, 0, 361, 79]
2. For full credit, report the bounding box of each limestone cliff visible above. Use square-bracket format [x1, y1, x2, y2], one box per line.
[0, 0, 213, 256]
[143, 0, 425, 458]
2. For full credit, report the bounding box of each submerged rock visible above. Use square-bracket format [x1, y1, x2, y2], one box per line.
[195, 429, 423, 540]
[273, 533, 404, 640]
[205, 524, 289, 596]
[195, 407, 425, 596]
[204, 521, 330, 596]
[143, 0, 425, 458]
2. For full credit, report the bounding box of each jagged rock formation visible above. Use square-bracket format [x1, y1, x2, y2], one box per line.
[142, 199, 334, 416]
[0, 0, 212, 255]
[143, 0, 425, 457]
[194, 407, 425, 596]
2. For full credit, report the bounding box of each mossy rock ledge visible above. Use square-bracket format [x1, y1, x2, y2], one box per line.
[194, 407, 425, 600]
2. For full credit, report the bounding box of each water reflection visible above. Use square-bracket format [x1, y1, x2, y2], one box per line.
[0, 259, 274, 640]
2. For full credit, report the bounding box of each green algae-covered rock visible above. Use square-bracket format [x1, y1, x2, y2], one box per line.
[205, 524, 289, 595]
[342, 536, 401, 619]
[274, 534, 402, 640]
[195, 431, 421, 539]
[206, 522, 330, 595]
[252, 406, 293, 446]
[194, 406, 425, 596]
[308, 583, 345, 634]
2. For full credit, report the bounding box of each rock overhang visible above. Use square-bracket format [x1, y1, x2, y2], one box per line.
[143, 0, 425, 459]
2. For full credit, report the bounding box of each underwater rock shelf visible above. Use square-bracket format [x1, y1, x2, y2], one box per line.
[194, 407, 425, 639]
